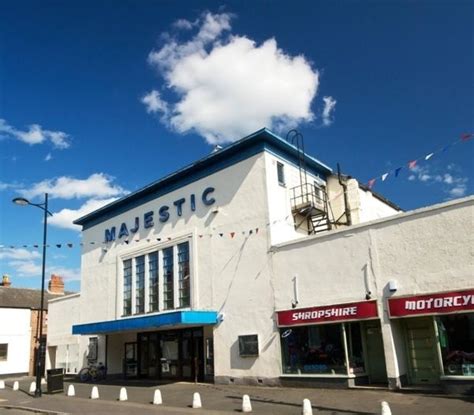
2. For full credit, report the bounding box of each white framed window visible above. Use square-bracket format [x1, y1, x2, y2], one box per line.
[277, 162, 285, 186]
[0, 344, 7, 361]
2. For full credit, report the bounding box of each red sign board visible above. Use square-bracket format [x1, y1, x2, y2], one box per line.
[388, 289, 474, 318]
[277, 300, 378, 326]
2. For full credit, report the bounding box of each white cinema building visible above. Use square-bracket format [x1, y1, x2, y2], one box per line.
[47, 128, 473, 394]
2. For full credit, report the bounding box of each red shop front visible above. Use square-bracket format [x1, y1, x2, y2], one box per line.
[276, 300, 388, 388]
[388, 289, 474, 393]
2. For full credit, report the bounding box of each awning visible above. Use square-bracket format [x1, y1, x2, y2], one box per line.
[72, 310, 218, 335]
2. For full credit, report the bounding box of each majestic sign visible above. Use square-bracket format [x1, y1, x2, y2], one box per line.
[388, 289, 474, 317]
[277, 300, 378, 326]
[104, 187, 216, 242]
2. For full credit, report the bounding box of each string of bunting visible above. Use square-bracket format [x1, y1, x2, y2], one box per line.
[366, 132, 473, 189]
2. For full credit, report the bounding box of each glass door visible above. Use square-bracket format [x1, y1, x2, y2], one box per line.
[160, 333, 180, 379]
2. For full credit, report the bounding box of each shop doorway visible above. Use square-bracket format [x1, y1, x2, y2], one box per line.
[137, 328, 204, 381]
[363, 321, 387, 384]
[403, 317, 440, 385]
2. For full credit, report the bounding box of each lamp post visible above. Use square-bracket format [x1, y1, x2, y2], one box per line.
[13, 193, 52, 397]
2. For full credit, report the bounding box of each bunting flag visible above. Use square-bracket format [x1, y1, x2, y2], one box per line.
[230, 232, 235, 238]
[366, 131, 472, 190]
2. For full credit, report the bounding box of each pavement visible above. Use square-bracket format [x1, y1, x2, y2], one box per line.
[0, 377, 472, 415]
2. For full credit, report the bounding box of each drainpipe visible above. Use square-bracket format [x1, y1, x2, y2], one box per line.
[337, 163, 352, 226]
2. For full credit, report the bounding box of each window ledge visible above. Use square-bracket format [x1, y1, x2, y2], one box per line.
[280, 374, 355, 379]
[440, 375, 474, 380]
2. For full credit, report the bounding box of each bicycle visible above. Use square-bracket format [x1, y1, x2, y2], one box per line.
[78, 362, 107, 382]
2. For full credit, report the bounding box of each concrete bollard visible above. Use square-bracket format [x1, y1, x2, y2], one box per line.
[29, 382, 36, 394]
[90, 385, 99, 399]
[192, 392, 202, 409]
[302, 398, 313, 415]
[0, 380, 5, 389]
[242, 394, 252, 413]
[67, 384, 75, 397]
[381, 401, 392, 415]
[119, 387, 128, 401]
[12, 381, 19, 391]
[153, 389, 162, 405]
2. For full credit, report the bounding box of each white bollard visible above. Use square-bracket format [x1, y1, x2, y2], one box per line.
[192, 392, 202, 409]
[0, 380, 5, 389]
[90, 385, 99, 399]
[153, 389, 162, 405]
[67, 384, 75, 397]
[119, 387, 128, 401]
[242, 394, 252, 413]
[29, 382, 36, 394]
[381, 401, 392, 415]
[302, 398, 313, 415]
[12, 381, 19, 391]
[41, 378, 47, 385]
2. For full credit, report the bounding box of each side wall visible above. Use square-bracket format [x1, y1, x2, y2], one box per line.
[0, 308, 31, 376]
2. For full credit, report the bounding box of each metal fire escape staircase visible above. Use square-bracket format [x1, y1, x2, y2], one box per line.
[286, 130, 332, 235]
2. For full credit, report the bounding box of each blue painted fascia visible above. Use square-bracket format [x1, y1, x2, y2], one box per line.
[72, 310, 218, 335]
[75, 128, 333, 230]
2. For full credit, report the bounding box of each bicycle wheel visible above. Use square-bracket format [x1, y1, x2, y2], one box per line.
[89, 367, 98, 381]
[78, 367, 90, 382]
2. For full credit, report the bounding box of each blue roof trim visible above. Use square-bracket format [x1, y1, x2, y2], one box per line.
[72, 310, 218, 335]
[75, 128, 333, 229]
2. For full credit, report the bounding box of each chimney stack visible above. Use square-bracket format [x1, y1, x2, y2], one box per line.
[1, 274, 11, 287]
[48, 274, 64, 295]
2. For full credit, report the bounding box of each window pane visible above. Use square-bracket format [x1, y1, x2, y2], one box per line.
[437, 314, 474, 376]
[135, 255, 145, 314]
[148, 252, 159, 312]
[347, 322, 365, 374]
[277, 162, 285, 185]
[280, 324, 346, 375]
[123, 259, 132, 315]
[162, 247, 174, 310]
[178, 242, 190, 308]
[0, 344, 8, 361]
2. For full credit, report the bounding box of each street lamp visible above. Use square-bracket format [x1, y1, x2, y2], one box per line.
[13, 193, 52, 397]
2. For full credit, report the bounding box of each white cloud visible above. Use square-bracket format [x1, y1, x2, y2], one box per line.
[322, 96, 337, 126]
[8, 260, 42, 277]
[0, 248, 41, 261]
[49, 197, 119, 231]
[0, 118, 71, 149]
[408, 164, 469, 199]
[173, 18, 195, 30]
[142, 90, 169, 115]
[20, 173, 127, 200]
[47, 266, 81, 281]
[144, 11, 321, 144]
[45, 153, 52, 161]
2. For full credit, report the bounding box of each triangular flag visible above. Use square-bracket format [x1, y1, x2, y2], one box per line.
[56, 244, 62, 248]
[23, 245, 28, 248]
[156, 238, 161, 241]
[395, 167, 402, 177]
[33, 244, 39, 248]
[199, 234, 203, 238]
[146, 239, 151, 242]
[67, 243, 73, 248]
[381, 173, 389, 182]
[167, 237, 172, 241]
[255, 228, 259, 234]
[408, 160, 417, 169]
[230, 232, 235, 238]
[442, 145, 450, 152]
[219, 233, 223, 237]
[461, 133, 472, 141]
[124, 240, 129, 245]
[249, 230, 253, 235]
[425, 153, 434, 160]
[367, 178, 376, 189]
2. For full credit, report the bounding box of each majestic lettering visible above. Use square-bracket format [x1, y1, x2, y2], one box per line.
[405, 295, 473, 311]
[104, 187, 216, 241]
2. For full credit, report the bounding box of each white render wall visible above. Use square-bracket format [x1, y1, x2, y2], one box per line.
[0, 308, 31, 375]
[271, 196, 474, 383]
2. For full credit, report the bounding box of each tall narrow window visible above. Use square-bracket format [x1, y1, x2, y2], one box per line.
[148, 252, 159, 312]
[135, 255, 145, 313]
[123, 259, 132, 316]
[277, 162, 285, 186]
[162, 247, 174, 310]
[178, 242, 190, 308]
[0, 344, 8, 361]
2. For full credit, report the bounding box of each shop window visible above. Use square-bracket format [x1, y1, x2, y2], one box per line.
[277, 162, 285, 186]
[135, 255, 145, 313]
[123, 259, 132, 316]
[178, 242, 190, 308]
[437, 314, 474, 376]
[238, 335, 259, 357]
[347, 322, 365, 374]
[0, 344, 7, 361]
[87, 337, 98, 363]
[280, 324, 346, 375]
[148, 252, 159, 312]
[163, 247, 174, 310]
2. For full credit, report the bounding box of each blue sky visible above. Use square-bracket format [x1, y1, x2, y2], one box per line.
[0, 1, 472, 292]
